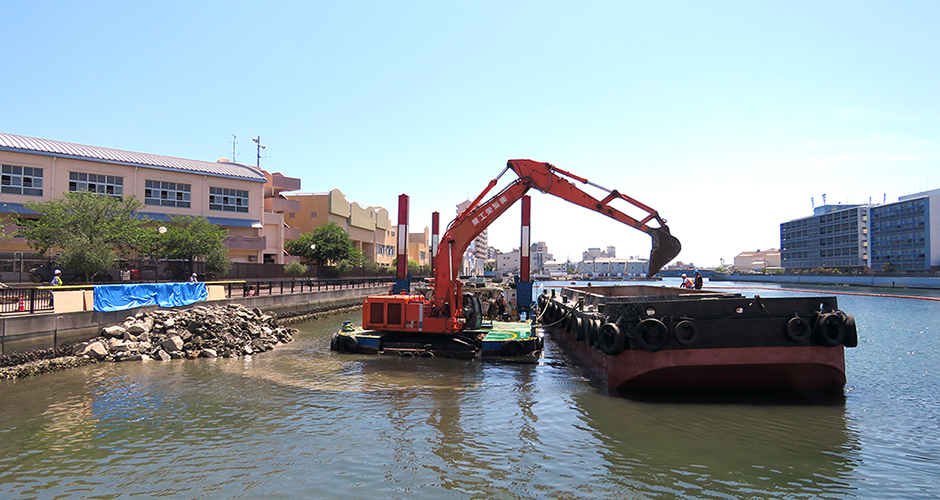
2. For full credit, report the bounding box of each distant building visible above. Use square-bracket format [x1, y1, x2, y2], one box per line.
[578, 257, 648, 277]
[408, 226, 431, 268]
[496, 241, 554, 275]
[733, 249, 782, 272]
[780, 204, 870, 271]
[582, 246, 615, 261]
[286, 189, 393, 267]
[456, 199, 489, 275]
[869, 188, 940, 271]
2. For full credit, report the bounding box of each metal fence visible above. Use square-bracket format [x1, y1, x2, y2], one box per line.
[0, 277, 394, 316]
[0, 287, 54, 314]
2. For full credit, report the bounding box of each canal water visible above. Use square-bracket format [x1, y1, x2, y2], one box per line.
[1, 280, 939, 499]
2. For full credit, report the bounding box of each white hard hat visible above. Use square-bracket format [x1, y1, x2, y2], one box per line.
[192, 273, 197, 276]
[54, 269, 62, 274]
[681, 273, 687, 277]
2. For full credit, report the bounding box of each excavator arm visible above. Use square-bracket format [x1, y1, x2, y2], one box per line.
[430, 159, 681, 330]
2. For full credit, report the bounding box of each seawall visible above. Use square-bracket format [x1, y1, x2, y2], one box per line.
[710, 274, 940, 289]
[0, 285, 387, 355]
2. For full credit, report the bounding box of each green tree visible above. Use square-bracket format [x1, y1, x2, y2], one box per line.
[161, 215, 231, 274]
[286, 222, 358, 266]
[16, 191, 147, 281]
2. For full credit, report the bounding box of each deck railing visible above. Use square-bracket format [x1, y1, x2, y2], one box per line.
[0, 277, 394, 316]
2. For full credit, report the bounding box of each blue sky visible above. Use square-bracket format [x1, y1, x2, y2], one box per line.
[4, 1, 939, 267]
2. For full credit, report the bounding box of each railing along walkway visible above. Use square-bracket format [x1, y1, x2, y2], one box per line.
[0, 277, 394, 315]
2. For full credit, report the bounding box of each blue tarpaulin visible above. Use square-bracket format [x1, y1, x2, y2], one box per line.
[93, 283, 208, 312]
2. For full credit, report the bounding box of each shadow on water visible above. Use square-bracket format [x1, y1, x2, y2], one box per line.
[617, 387, 848, 406]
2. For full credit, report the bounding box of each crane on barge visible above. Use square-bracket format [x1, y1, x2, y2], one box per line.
[360, 159, 681, 338]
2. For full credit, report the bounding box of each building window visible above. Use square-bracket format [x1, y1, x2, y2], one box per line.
[145, 180, 191, 208]
[1, 164, 43, 196]
[69, 171, 123, 196]
[209, 186, 249, 213]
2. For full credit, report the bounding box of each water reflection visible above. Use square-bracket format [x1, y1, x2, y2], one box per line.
[2, 292, 940, 499]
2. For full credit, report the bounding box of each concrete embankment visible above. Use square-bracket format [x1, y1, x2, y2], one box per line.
[710, 274, 940, 289]
[0, 285, 386, 356]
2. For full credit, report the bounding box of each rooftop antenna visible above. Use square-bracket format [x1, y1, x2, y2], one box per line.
[883, 193, 886, 204]
[231, 134, 237, 162]
[252, 136, 266, 168]
[811, 196, 814, 209]
[822, 193, 827, 205]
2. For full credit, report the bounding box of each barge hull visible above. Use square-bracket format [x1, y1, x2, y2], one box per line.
[551, 326, 845, 392]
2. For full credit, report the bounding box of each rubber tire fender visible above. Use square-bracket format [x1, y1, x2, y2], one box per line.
[786, 317, 813, 342]
[634, 318, 669, 352]
[501, 340, 523, 357]
[674, 320, 698, 346]
[814, 313, 845, 347]
[843, 314, 858, 348]
[330, 332, 340, 352]
[544, 302, 557, 324]
[337, 334, 359, 354]
[598, 322, 627, 356]
[573, 316, 585, 341]
[590, 319, 602, 347]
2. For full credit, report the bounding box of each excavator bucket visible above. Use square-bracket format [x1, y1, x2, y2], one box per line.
[648, 227, 681, 277]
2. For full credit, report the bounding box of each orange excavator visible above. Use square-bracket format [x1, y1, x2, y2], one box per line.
[361, 159, 681, 336]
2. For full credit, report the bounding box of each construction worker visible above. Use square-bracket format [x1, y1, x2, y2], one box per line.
[190, 272, 198, 283]
[679, 273, 693, 288]
[49, 269, 63, 307]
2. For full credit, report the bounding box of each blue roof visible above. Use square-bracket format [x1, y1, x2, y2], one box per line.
[139, 212, 259, 228]
[0, 202, 40, 215]
[0, 132, 266, 183]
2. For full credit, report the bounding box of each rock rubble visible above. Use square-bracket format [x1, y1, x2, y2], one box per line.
[72, 304, 296, 362]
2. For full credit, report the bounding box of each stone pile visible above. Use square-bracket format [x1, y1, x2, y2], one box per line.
[72, 304, 296, 362]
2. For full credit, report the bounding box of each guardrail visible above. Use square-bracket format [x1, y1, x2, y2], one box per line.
[0, 277, 395, 315]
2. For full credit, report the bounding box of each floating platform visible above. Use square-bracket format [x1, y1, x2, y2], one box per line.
[538, 285, 857, 394]
[330, 320, 543, 360]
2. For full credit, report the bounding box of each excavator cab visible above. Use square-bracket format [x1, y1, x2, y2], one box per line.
[461, 292, 484, 330]
[648, 227, 682, 277]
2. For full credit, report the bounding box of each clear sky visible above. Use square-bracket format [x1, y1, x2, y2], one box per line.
[4, 1, 939, 267]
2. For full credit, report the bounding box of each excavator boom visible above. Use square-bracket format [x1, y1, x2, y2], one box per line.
[362, 159, 681, 335]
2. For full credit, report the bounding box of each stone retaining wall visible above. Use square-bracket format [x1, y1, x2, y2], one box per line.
[0, 285, 385, 355]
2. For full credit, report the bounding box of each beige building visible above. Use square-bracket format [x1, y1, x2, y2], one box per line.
[0, 132, 297, 270]
[408, 227, 431, 267]
[733, 248, 782, 272]
[286, 189, 394, 267]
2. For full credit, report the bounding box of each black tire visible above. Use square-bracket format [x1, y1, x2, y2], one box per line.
[786, 317, 812, 342]
[590, 319, 601, 347]
[30, 274, 43, 283]
[330, 332, 339, 351]
[501, 340, 523, 357]
[843, 315, 858, 348]
[547, 303, 559, 324]
[598, 322, 626, 356]
[565, 314, 575, 334]
[573, 316, 585, 341]
[634, 318, 669, 351]
[814, 313, 845, 347]
[674, 320, 698, 346]
[337, 334, 359, 354]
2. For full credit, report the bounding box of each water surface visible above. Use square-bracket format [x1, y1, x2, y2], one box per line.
[1, 280, 938, 499]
